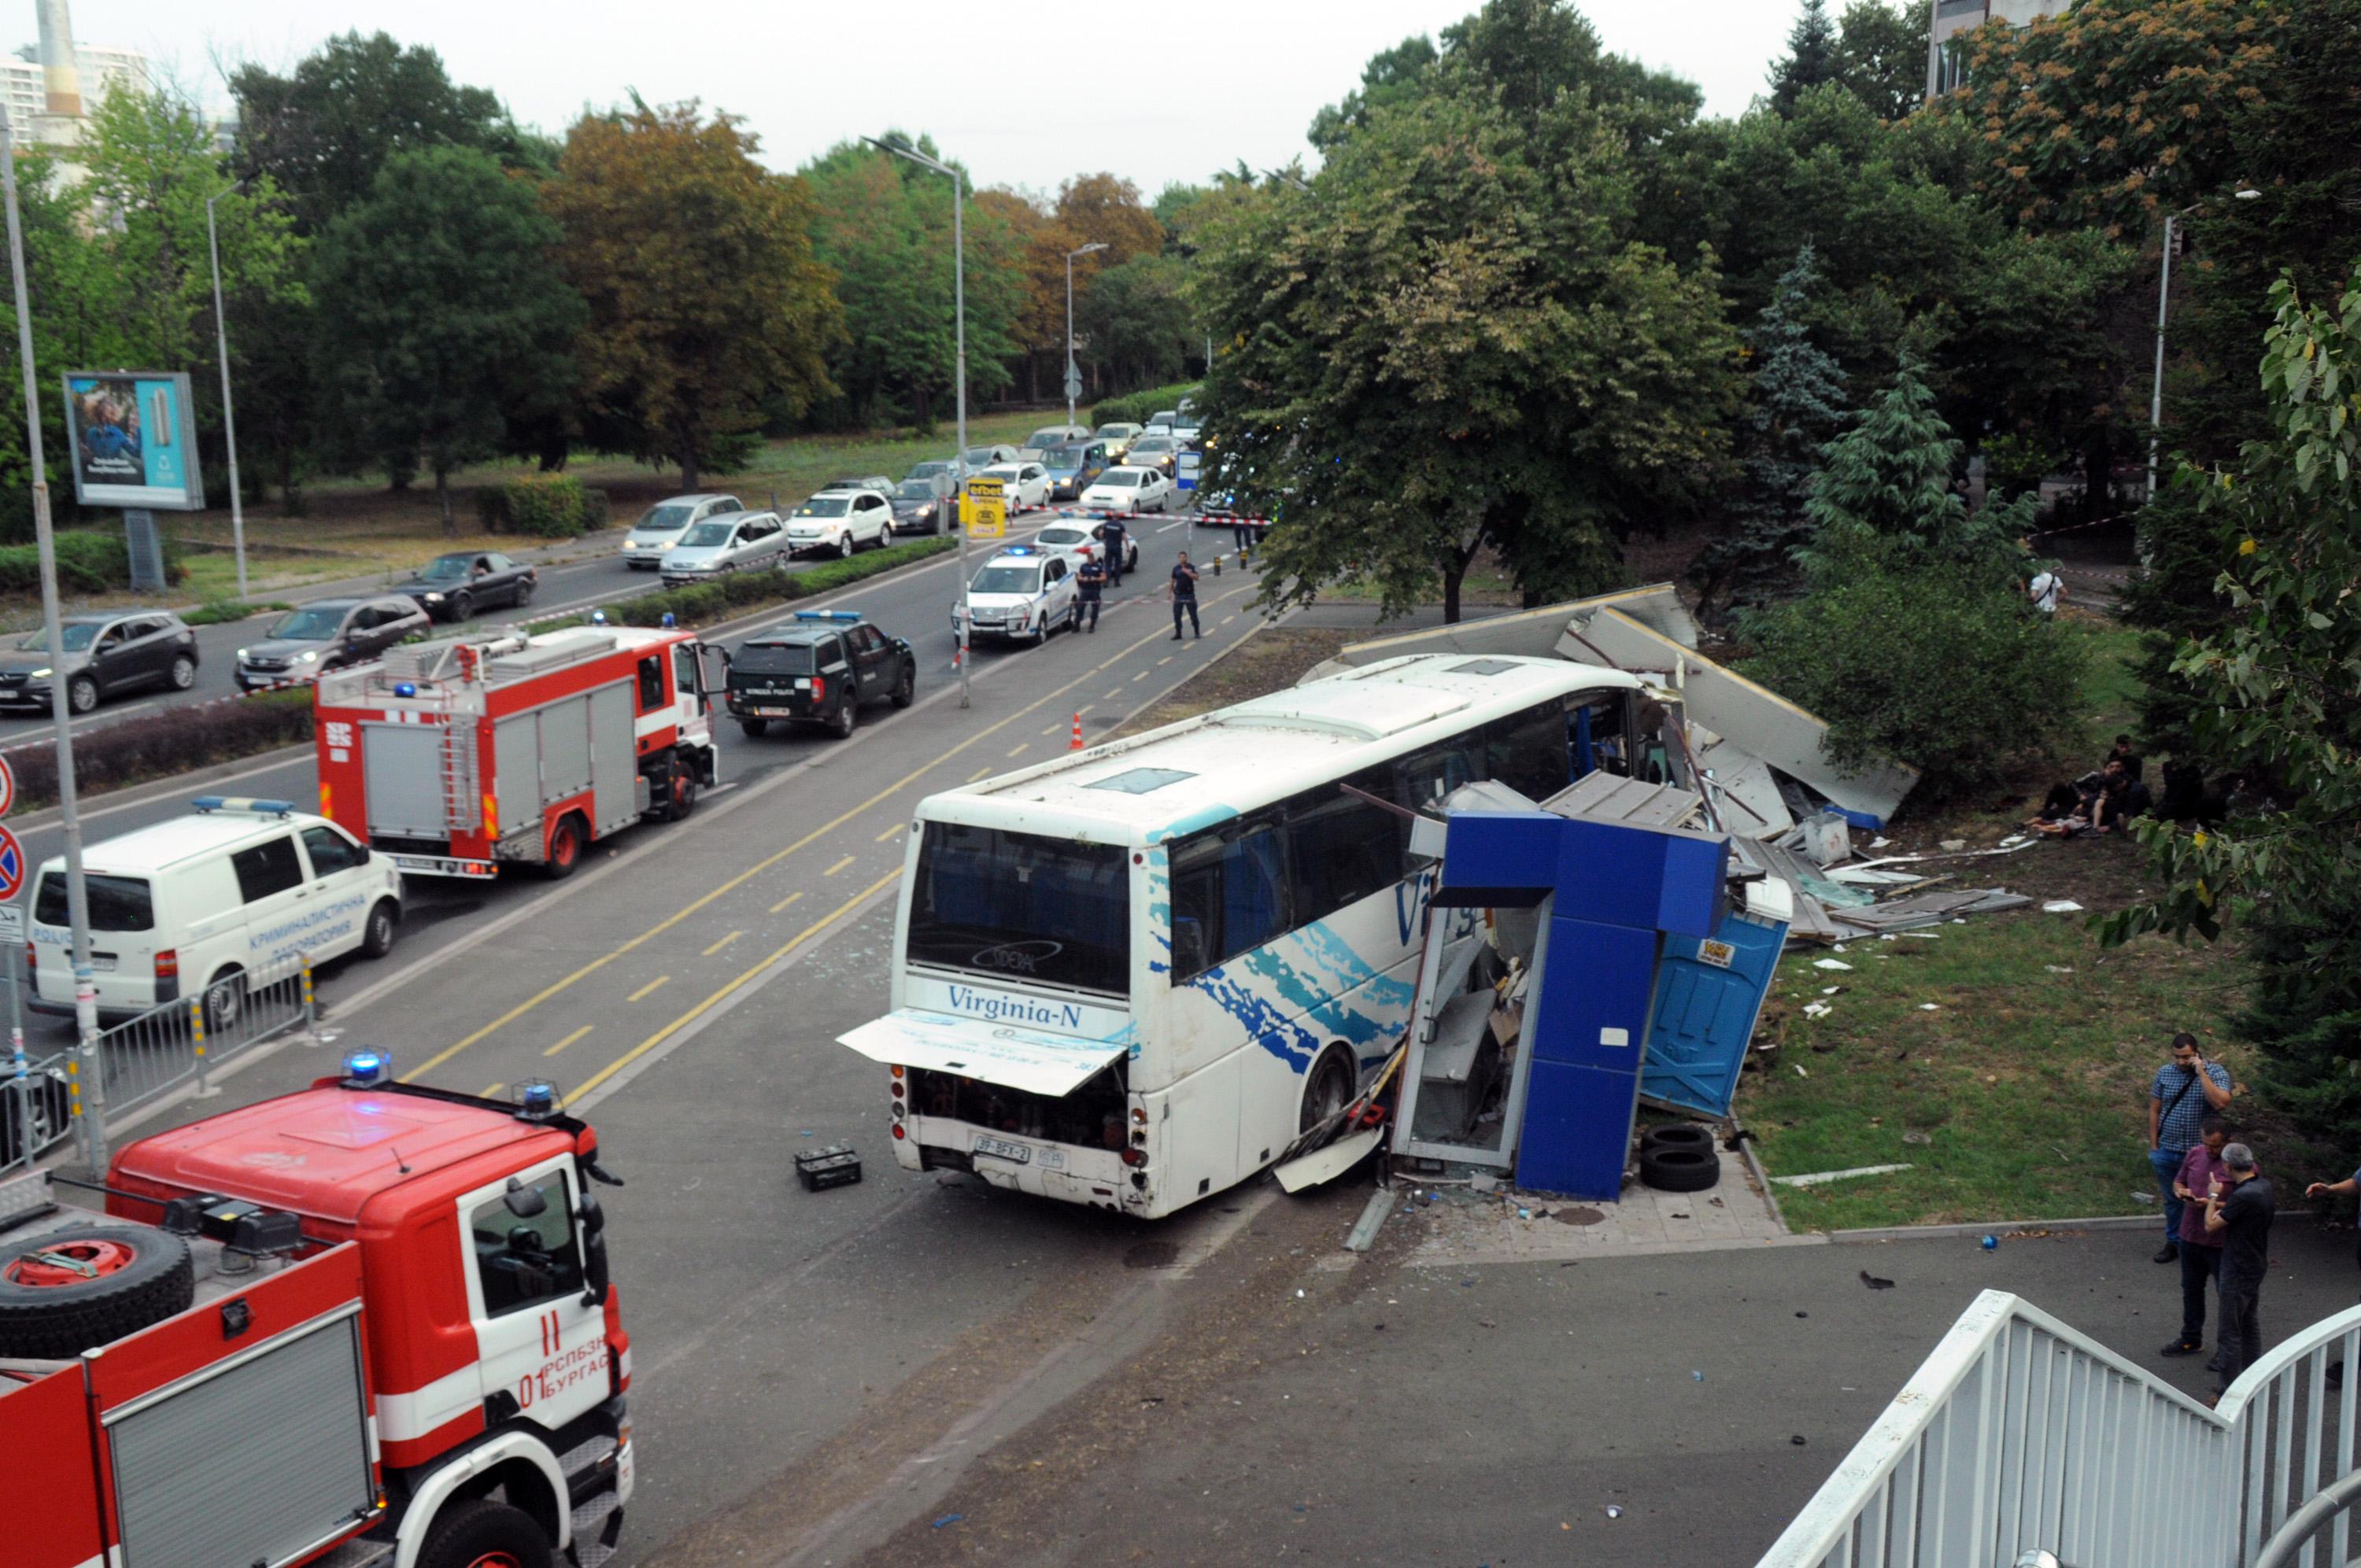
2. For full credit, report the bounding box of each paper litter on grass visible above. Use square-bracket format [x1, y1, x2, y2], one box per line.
[1814, 958, 1853, 971]
[2042, 899, 2085, 913]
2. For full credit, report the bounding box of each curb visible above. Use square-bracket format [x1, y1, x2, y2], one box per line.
[1821, 1212, 2304, 1245]
[1732, 1118, 1790, 1233]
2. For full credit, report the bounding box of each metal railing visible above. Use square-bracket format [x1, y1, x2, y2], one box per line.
[1758, 1289, 2361, 1568]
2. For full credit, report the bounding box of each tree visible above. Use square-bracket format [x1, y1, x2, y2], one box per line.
[1307, 34, 1439, 150]
[1075, 254, 1195, 390]
[229, 31, 527, 236]
[1835, 0, 1931, 122]
[1053, 173, 1163, 267]
[1190, 75, 1740, 624]
[2102, 266, 2361, 1138]
[1692, 245, 1849, 614]
[543, 101, 841, 489]
[312, 146, 583, 533]
[1769, 0, 1842, 116]
[1741, 359, 2084, 804]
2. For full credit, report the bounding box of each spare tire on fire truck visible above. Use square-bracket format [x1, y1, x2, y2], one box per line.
[0, 1223, 196, 1358]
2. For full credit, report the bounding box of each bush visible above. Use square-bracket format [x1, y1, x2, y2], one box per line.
[1739, 549, 2089, 810]
[1090, 381, 1200, 428]
[489, 473, 589, 538]
[184, 600, 294, 626]
[2, 690, 314, 810]
[582, 487, 611, 530]
[534, 536, 958, 635]
[0, 529, 172, 594]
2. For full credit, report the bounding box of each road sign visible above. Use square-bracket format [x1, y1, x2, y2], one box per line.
[1063, 363, 1083, 401]
[0, 904, 22, 945]
[0, 753, 15, 817]
[0, 827, 24, 903]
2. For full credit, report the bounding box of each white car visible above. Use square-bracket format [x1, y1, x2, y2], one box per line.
[787, 489, 896, 558]
[974, 463, 1051, 511]
[1033, 520, 1140, 574]
[28, 796, 403, 1027]
[1019, 423, 1092, 460]
[954, 546, 1077, 645]
[620, 493, 743, 570]
[960, 444, 1020, 472]
[1079, 466, 1176, 515]
[659, 510, 790, 584]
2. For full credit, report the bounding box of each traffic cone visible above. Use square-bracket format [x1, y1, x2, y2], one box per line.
[1070, 713, 1084, 751]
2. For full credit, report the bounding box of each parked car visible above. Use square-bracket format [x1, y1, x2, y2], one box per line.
[28, 795, 404, 1027]
[960, 444, 1020, 471]
[1122, 434, 1181, 475]
[889, 478, 952, 535]
[955, 545, 1077, 645]
[1092, 422, 1144, 459]
[787, 488, 896, 557]
[236, 597, 430, 691]
[1020, 423, 1092, 460]
[660, 510, 791, 584]
[390, 551, 538, 622]
[973, 462, 1051, 511]
[0, 611, 198, 715]
[906, 459, 965, 489]
[1080, 465, 1177, 515]
[726, 610, 916, 740]
[1033, 519, 1139, 574]
[1145, 410, 1179, 434]
[620, 493, 743, 570]
[1042, 441, 1110, 501]
[828, 474, 895, 493]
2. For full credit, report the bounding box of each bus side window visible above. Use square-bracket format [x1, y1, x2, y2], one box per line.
[1287, 772, 1404, 920]
[1483, 699, 1572, 802]
[1395, 739, 1476, 814]
[1169, 814, 1292, 980]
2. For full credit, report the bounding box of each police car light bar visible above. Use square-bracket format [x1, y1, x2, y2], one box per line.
[1000, 544, 1033, 555]
[793, 610, 863, 622]
[193, 795, 296, 817]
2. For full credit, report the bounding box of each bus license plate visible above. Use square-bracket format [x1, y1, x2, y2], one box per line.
[972, 1134, 1032, 1165]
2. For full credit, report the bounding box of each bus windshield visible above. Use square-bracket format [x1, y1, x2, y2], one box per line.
[907, 824, 1129, 995]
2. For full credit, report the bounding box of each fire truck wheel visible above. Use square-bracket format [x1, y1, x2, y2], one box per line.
[416, 1499, 552, 1568]
[890, 662, 915, 708]
[0, 1225, 196, 1359]
[739, 718, 768, 738]
[361, 898, 400, 959]
[665, 762, 698, 820]
[544, 815, 586, 880]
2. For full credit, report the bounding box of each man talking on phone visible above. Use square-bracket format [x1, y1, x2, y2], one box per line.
[2149, 1031, 2234, 1264]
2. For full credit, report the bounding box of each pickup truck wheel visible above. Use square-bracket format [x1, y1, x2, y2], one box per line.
[360, 898, 399, 959]
[0, 1224, 195, 1359]
[828, 692, 857, 740]
[202, 968, 246, 1034]
[417, 1499, 552, 1568]
[890, 662, 914, 709]
[543, 814, 585, 880]
[740, 718, 768, 738]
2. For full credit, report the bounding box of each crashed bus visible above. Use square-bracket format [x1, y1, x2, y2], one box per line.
[841, 653, 1664, 1219]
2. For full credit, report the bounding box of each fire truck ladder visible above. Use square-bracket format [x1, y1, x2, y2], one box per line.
[440, 721, 481, 832]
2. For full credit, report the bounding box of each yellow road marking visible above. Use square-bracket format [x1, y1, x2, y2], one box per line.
[1006, 743, 1027, 757]
[701, 929, 745, 957]
[769, 890, 804, 915]
[563, 870, 902, 1109]
[482, 1083, 504, 1098]
[626, 975, 670, 1002]
[965, 766, 991, 782]
[822, 854, 854, 876]
[1103, 687, 1123, 699]
[1132, 670, 1148, 681]
[1158, 656, 1172, 666]
[408, 588, 1251, 1083]
[875, 824, 902, 843]
[1041, 723, 1060, 736]
[543, 1025, 593, 1057]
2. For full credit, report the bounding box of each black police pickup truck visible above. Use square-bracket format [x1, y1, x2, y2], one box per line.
[726, 611, 917, 740]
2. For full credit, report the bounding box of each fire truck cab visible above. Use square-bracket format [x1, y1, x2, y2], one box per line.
[314, 623, 719, 880]
[2, 1063, 634, 1568]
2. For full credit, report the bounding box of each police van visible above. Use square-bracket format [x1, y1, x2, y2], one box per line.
[28, 796, 404, 1027]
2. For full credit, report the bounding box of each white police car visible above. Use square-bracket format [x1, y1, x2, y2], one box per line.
[951, 545, 1077, 645]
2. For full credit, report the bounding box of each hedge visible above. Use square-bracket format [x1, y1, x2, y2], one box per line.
[1090, 382, 1201, 429]
[478, 473, 610, 538]
[0, 529, 185, 594]
[533, 535, 959, 635]
[3, 690, 314, 813]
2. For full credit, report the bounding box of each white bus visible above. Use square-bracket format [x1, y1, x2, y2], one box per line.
[840, 653, 1661, 1219]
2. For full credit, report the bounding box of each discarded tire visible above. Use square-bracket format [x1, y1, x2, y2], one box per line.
[1639, 1146, 1720, 1194]
[0, 1225, 196, 1358]
[1639, 1123, 1716, 1155]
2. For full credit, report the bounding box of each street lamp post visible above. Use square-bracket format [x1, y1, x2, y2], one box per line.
[866, 135, 972, 709]
[1064, 242, 1106, 430]
[205, 179, 250, 600]
[2150, 187, 2263, 501]
[0, 104, 103, 1165]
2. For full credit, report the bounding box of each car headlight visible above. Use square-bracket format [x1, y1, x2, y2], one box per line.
[234, 649, 246, 663]
[297, 651, 320, 663]
[423, 592, 443, 603]
[28, 666, 48, 679]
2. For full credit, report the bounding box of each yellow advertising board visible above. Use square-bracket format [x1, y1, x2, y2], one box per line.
[964, 477, 1007, 540]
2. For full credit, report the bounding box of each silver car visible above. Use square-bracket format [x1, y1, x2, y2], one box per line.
[621, 493, 743, 570]
[660, 511, 789, 585]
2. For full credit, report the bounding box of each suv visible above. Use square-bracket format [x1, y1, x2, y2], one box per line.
[955, 544, 1077, 645]
[621, 493, 743, 570]
[788, 488, 896, 557]
[235, 596, 430, 691]
[0, 611, 198, 715]
[727, 611, 916, 740]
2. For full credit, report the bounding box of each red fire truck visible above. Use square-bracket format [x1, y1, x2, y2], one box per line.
[314, 623, 720, 880]
[2, 1056, 634, 1568]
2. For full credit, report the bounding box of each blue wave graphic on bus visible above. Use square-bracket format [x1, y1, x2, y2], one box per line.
[1192, 966, 1323, 1072]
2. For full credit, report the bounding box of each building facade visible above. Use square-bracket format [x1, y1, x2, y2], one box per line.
[1927, 0, 2074, 98]
[3, 42, 150, 138]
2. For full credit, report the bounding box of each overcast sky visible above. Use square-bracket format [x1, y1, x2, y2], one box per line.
[54, 0, 1804, 196]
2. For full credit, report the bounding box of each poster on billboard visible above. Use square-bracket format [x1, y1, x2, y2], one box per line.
[60, 371, 204, 511]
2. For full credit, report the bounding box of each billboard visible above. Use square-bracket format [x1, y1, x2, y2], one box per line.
[61, 371, 204, 511]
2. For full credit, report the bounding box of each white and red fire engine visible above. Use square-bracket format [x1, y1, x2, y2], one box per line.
[314, 622, 720, 880]
[2, 1057, 634, 1568]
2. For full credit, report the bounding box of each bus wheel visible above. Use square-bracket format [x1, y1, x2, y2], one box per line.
[1299, 1048, 1354, 1136]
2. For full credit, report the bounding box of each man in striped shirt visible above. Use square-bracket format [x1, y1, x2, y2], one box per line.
[2149, 1032, 2234, 1264]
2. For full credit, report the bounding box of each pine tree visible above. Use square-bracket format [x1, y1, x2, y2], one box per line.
[1769, 0, 1842, 116]
[1694, 246, 1847, 612]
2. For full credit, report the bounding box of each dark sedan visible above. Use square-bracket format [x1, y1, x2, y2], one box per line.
[390, 551, 538, 622]
[889, 478, 952, 535]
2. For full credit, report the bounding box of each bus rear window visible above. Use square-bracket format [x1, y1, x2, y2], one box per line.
[34, 871, 153, 932]
[908, 824, 1129, 996]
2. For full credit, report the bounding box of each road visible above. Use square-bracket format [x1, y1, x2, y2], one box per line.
[33, 501, 1273, 1562]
